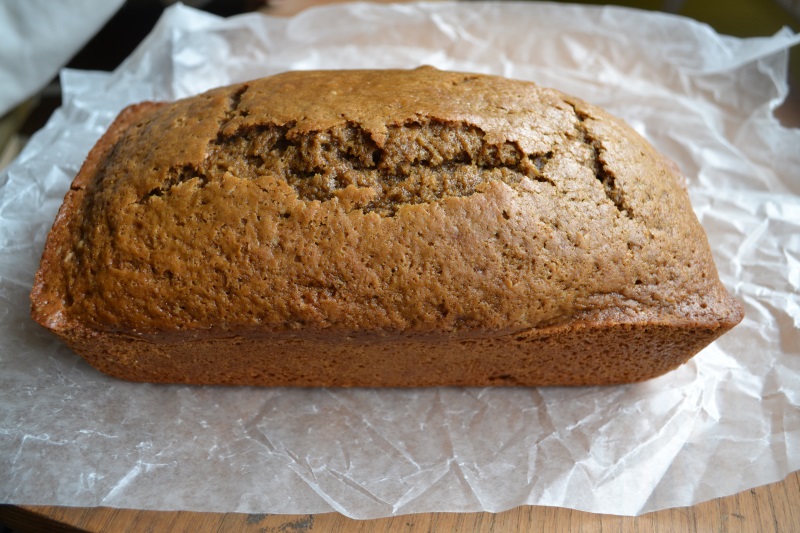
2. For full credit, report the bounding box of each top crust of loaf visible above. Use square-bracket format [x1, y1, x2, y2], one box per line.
[31, 66, 743, 341]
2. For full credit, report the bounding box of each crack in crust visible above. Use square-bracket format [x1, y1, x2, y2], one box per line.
[137, 95, 635, 220]
[570, 104, 635, 220]
[224, 84, 249, 122]
[140, 119, 558, 216]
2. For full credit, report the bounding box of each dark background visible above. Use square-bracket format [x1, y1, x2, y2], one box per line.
[6, 0, 800, 151]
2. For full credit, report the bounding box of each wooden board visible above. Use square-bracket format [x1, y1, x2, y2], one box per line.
[1, 471, 797, 532]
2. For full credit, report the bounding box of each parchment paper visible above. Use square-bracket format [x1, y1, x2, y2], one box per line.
[1, 2, 799, 518]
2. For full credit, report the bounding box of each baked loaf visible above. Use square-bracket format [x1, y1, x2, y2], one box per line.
[31, 66, 743, 387]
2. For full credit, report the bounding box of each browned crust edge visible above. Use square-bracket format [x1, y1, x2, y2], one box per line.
[31, 102, 166, 331]
[53, 317, 736, 387]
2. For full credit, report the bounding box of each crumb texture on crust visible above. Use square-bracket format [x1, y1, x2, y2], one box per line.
[32, 67, 742, 354]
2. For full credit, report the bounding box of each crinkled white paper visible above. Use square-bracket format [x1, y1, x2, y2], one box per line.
[1, 2, 799, 518]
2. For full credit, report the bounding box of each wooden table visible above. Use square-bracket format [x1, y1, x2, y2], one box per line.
[1, 471, 797, 532]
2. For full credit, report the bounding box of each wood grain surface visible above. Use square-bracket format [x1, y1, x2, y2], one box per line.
[1, 471, 797, 533]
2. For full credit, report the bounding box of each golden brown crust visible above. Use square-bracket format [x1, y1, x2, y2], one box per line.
[55, 319, 731, 387]
[31, 102, 166, 330]
[30, 67, 743, 387]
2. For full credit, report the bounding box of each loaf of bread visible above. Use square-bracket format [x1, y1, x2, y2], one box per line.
[30, 66, 743, 387]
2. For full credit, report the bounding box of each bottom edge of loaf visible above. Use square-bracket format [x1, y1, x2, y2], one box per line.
[53, 319, 732, 387]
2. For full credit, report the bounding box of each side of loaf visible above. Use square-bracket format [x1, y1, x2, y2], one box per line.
[30, 66, 743, 387]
